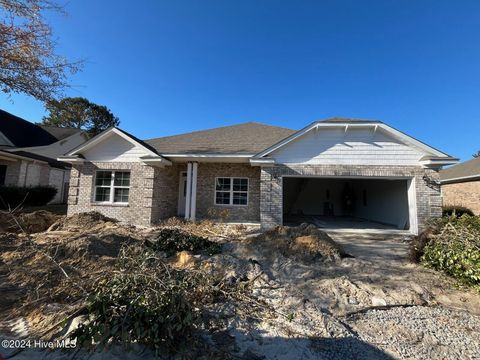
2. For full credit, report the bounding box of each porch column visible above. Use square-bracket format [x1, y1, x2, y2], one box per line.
[185, 162, 192, 220]
[190, 162, 198, 221]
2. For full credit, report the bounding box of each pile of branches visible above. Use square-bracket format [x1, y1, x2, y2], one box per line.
[73, 245, 262, 355]
[146, 228, 222, 256]
[420, 215, 480, 288]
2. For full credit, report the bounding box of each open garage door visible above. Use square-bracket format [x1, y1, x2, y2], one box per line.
[282, 177, 415, 232]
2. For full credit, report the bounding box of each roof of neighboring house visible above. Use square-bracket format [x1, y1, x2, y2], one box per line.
[0, 150, 69, 169]
[440, 156, 480, 183]
[145, 122, 296, 154]
[39, 125, 84, 140]
[0, 109, 58, 147]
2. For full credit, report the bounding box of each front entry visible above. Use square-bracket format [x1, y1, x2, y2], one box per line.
[177, 171, 187, 216]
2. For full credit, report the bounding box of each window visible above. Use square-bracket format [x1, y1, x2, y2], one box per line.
[0, 165, 6, 185]
[94, 171, 130, 203]
[215, 177, 248, 206]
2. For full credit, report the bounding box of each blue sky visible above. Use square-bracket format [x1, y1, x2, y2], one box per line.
[1, 0, 479, 160]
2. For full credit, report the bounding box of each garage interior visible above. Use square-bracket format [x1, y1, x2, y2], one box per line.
[283, 177, 411, 231]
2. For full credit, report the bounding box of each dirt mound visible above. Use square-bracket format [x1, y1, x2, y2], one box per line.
[249, 223, 346, 261]
[0, 210, 62, 233]
[48, 211, 118, 231]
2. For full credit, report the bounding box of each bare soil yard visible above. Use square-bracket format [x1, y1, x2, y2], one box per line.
[0, 212, 479, 359]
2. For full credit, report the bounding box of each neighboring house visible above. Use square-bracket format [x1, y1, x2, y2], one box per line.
[440, 156, 480, 215]
[59, 118, 457, 234]
[0, 109, 89, 204]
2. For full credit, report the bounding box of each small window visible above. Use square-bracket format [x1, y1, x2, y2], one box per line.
[215, 177, 248, 206]
[0, 165, 6, 185]
[94, 171, 130, 203]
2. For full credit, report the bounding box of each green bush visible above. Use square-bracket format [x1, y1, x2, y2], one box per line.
[73, 246, 234, 354]
[421, 215, 480, 288]
[147, 228, 222, 256]
[442, 205, 474, 217]
[0, 185, 57, 208]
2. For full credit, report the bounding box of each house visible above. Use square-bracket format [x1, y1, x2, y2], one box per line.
[58, 118, 457, 234]
[440, 156, 480, 215]
[0, 109, 89, 204]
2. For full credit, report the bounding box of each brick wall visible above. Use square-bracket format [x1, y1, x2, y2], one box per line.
[195, 163, 261, 222]
[67, 161, 261, 225]
[68, 162, 157, 226]
[0, 160, 21, 185]
[442, 180, 480, 215]
[260, 164, 441, 233]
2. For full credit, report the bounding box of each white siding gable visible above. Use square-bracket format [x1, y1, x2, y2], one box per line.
[271, 127, 426, 165]
[82, 133, 150, 162]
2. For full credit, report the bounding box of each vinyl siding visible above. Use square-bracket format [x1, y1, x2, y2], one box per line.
[271, 127, 424, 165]
[82, 133, 150, 162]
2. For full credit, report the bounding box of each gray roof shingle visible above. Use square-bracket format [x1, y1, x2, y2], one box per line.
[39, 125, 84, 140]
[440, 156, 480, 182]
[145, 122, 296, 154]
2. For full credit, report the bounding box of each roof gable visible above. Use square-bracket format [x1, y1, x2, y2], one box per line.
[67, 127, 160, 162]
[255, 118, 452, 160]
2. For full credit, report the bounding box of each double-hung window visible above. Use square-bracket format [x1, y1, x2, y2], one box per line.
[215, 177, 248, 206]
[94, 171, 130, 204]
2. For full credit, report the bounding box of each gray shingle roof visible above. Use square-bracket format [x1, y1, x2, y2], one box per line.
[440, 156, 480, 182]
[39, 125, 84, 140]
[145, 122, 296, 154]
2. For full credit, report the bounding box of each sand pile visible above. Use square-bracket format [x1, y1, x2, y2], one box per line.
[0, 210, 62, 233]
[248, 223, 347, 262]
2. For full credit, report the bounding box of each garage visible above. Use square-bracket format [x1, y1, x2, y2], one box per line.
[282, 177, 415, 231]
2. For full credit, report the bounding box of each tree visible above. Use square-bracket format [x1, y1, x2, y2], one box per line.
[473, 150, 480, 158]
[42, 97, 120, 136]
[0, 0, 80, 101]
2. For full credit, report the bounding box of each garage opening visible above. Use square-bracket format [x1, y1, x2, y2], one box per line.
[283, 177, 413, 231]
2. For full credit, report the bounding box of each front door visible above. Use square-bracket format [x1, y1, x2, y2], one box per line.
[177, 172, 187, 216]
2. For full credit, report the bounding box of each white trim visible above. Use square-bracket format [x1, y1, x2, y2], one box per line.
[407, 178, 418, 235]
[250, 158, 275, 166]
[92, 170, 131, 205]
[185, 163, 192, 220]
[162, 153, 254, 158]
[254, 121, 451, 159]
[190, 162, 198, 221]
[140, 156, 172, 167]
[57, 155, 85, 164]
[440, 174, 480, 184]
[214, 177, 249, 207]
[14, 130, 88, 153]
[163, 153, 254, 163]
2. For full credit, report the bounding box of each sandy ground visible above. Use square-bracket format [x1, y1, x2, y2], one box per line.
[1, 222, 479, 359]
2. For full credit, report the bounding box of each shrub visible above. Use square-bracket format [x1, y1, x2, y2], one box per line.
[421, 215, 480, 288]
[0, 185, 57, 208]
[442, 205, 474, 217]
[147, 228, 222, 256]
[73, 246, 238, 354]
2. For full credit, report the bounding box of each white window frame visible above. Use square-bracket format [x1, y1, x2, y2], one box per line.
[214, 177, 249, 206]
[93, 170, 130, 204]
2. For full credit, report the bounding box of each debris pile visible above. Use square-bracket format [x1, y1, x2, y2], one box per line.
[0, 210, 61, 233]
[248, 222, 347, 262]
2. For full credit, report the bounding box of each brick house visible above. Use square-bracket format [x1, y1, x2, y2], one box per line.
[59, 118, 457, 234]
[0, 109, 89, 203]
[440, 156, 480, 215]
